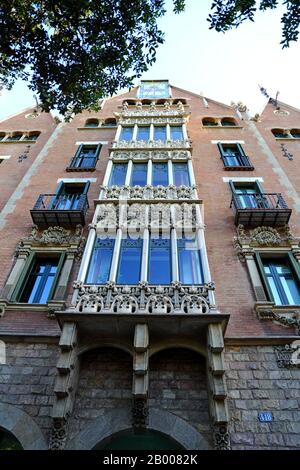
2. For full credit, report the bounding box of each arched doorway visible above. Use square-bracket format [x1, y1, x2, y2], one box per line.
[94, 429, 184, 450]
[0, 428, 23, 450]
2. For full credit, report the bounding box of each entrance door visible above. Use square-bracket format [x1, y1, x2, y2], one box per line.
[95, 430, 184, 450]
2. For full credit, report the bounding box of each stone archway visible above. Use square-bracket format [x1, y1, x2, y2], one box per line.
[0, 403, 47, 450]
[66, 407, 212, 450]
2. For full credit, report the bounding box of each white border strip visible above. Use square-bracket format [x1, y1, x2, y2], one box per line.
[75, 141, 108, 146]
[57, 177, 97, 183]
[223, 177, 264, 183]
[211, 140, 245, 144]
[0, 155, 11, 160]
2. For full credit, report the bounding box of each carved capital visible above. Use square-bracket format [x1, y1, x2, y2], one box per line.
[132, 398, 149, 429]
[49, 419, 68, 450]
[213, 424, 231, 450]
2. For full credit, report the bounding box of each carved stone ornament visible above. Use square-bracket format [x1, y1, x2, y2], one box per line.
[274, 343, 300, 368]
[234, 224, 300, 261]
[273, 311, 300, 335]
[49, 419, 68, 450]
[73, 281, 213, 315]
[213, 424, 231, 450]
[132, 398, 149, 428]
[111, 149, 191, 162]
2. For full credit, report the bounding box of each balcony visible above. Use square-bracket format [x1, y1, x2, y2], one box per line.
[222, 154, 254, 171]
[231, 193, 291, 227]
[30, 193, 89, 227]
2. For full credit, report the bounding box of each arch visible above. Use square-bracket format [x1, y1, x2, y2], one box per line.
[77, 341, 133, 357]
[0, 403, 47, 450]
[290, 128, 300, 138]
[24, 131, 41, 141]
[221, 117, 237, 126]
[149, 341, 208, 358]
[66, 408, 211, 450]
[103, 118, 117, 127]
[0, 132, 6, 141]
[202, 117, 218, 127]
[85, 118, 99, 128]
[271, 128, 288, 138]
[6, 132, 23, 141]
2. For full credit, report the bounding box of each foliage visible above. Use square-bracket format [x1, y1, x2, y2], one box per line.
[208, 1, 300, 48]
[0, 1, 184, 117]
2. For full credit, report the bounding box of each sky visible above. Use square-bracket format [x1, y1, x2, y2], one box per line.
[0, 0, 299, 120]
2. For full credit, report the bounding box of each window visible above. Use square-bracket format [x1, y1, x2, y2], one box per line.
[120, 127, 134, 141]
[131, 163, 148, 186]
[221, 118, 237, 127]
[154, 126, 167, 141]
[203, 118, 218, 126]
[19, 256, 60, 304]
[23, 132, 40, 141]
[170, 126, 184, 141]
[51, 181, 90, 210]
[0, 133, 6, 141]
[116, 238, 142, 284]
[218, 143, 250, 168]
[173, 163, 190, 186]
[109, 163, 127, 186]
[152, 163, 169, 186]
[137, 126, 150, 141]
[86, 238, 115, 284]
[271, 129, 287, 138]
[148, 237, 171, 284]
[6, 133, 22, 141]
[257, 254, 300, 306]
[139, 80, 170, 99]
[69, 144, 101, 170]
[103, 118, 117, 127]
[177, 236, 203, 284]
[231, 182, 266, 209]
[290, 129, 300, 138]
[85, 119, 99, 128]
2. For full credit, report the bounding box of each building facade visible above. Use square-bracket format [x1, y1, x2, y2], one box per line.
[0, 81, 299, 450]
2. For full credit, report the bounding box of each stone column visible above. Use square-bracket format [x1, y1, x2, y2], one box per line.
[109, 227, 122, 281]
[125, 159, 133, 186]
[168, 159, 173, 185]
[102, 159, 113, 187]
[147, 159, 152, 185]
[187, 158, 196, 186]
[132, 324, 149, 428]
[171, 227, 179, 282]
[141, 227, 150, 282]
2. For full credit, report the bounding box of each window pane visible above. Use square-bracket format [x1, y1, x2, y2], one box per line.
[137, 127, 150, 141]
[148, 238, 171, 284]
[139, 81, 170, 99]
[173, 163, 190, 186]
[21, 258, 59, 304]
[117, 238, 142, 284]
[154, 126, 167, 141]
[170, 126, 183, 140]
[120, 127, 133, 141]
[109, 164, 127, 186]
[86, 238, 115, 284]
[131, 163, 148, 186]
[178, 238, 203, 284]
[75, 145, 97, 168]
[262, 258, 300, 306]
[152, 163, 169, 186]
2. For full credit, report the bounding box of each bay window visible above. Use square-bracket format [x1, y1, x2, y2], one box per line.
[148, 237, 171, 284]
[109, 163, 127, 186]
[116, 238, 143, 284]
[177, 237, 203, 284]
[173, 163, 190, 186]
[86, 238, 115, 284]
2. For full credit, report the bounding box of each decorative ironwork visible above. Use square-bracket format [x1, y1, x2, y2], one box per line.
[213, 424, 231, 450]
[73, 281, 213, 315]
[31, 193, 89, 227]
[18, 145, 31, 162]
[132, 398, 149, 428]
[259, 86, 280, 110]
[221, 153, 254, 170]
[280, 143, 293, 161]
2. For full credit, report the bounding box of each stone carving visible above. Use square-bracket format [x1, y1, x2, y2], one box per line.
[114, 139, 189, 150]
[116, 101, 187, 119]
[16, 225, 86, 259]
[132, 398, 149, 428]
[100, 185, 195, 201]
[73, 281, 213, 315]
[111, 149, 191, 162]
[274, 344, 300, 368]
[213, 424, 231, 450]
[49, 419, 68, 450]
[273, 311, 300, 335]
[234, 225, 300, 260]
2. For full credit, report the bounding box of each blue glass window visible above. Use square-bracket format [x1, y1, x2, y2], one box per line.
[152, 163, 169, 186]
[262, 258, 300, 306]
[154, 126, 167, 141]
[131, 163, 148, 186]
[86, 238, 115, 284]
[71, 144, 100, 169]
[120, 127, 134, 141]
[173, 163, 190, 186]
[170, 126, 184, 140]
[178, 237, 203, 284]
[20, 257, 59, 304]
[109, 163, 127, 186]
[139, 81, 170, 99]
[117, 238, 142, 284]
[137, 126, 150, 141]
[148, 237, 171, 284]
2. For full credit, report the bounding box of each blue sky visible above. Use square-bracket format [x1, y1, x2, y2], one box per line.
[0, 0, 299, 120]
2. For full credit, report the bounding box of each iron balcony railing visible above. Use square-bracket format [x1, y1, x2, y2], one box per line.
[231, 192, 291, 227]
[221, 154, 254, 170]
[31, 193, 89, 226]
